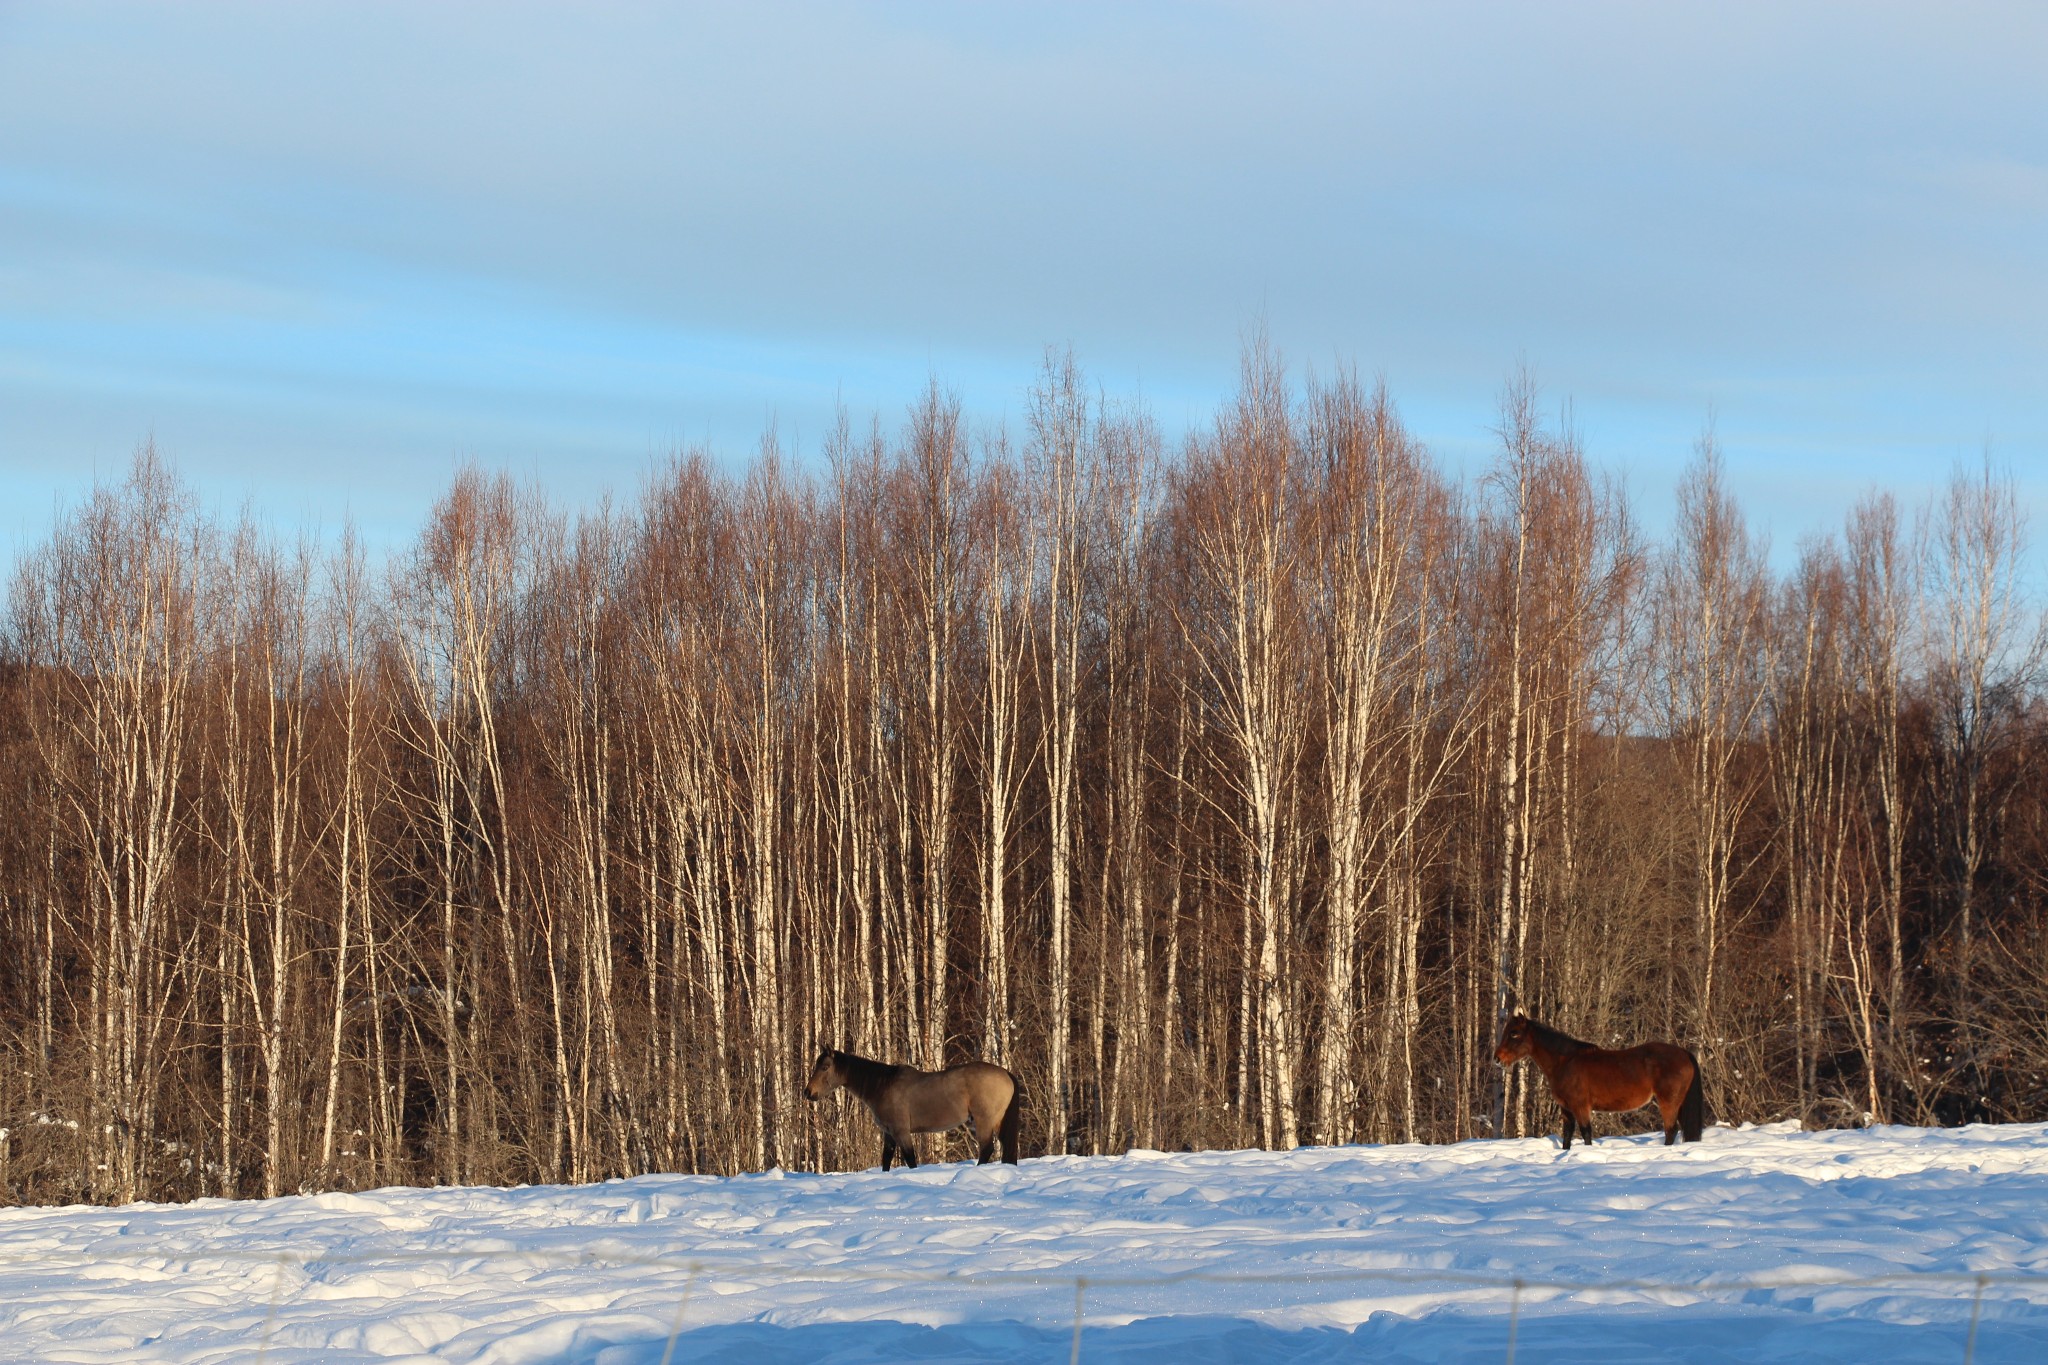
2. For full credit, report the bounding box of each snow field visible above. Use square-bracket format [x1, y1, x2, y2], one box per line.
[2, 1121, 2046, 1362]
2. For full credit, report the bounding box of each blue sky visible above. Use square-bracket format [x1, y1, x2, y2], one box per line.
[2, 1, 2043, 566]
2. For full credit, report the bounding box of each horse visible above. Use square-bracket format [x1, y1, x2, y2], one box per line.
[803, 1047, 1023, 1169]
[1494, 1014, 1705, 1150]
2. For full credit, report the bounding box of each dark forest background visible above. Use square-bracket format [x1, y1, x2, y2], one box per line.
[3, 347, 2044, 1206]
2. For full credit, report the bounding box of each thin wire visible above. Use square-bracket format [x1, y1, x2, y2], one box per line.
[0, 1245, 2038, 1298]
[0, 1236, 2039, 1358]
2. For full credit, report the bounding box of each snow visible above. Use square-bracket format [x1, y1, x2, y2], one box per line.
[3, 1122, 2047, 1363]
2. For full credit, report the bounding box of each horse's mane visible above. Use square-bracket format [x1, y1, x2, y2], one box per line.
[1527, 1018, 1591, 1055]
[830, 1049, 902, 1100]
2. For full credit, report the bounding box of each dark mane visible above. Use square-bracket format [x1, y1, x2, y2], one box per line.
[831, 1049, 903, 1102]
[1527, 1019, 1590, 1055]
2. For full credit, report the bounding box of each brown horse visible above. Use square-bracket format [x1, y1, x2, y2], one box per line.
[804, 1048, 1022, 1169]
[1494, 1015, 1705, 1150]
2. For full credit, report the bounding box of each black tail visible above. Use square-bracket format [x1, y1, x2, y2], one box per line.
[998, 1078, 1024, 1164]
[1680, 1051, 1705, 1142]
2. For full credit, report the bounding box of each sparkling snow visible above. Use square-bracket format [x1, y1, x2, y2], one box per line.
[3, 1122, 2047, 1362]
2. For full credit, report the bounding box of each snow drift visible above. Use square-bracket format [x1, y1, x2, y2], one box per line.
[3, 1121, 2046, 1363]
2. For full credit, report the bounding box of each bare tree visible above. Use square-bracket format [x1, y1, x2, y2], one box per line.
[209, 522, 318, 1197]
[1919, 458, 2043, 1113]
[731, 444, 814, 1166]
[1174, 340, 1310, 1149]
[1029, 348, 1091, 1151]
[1655, 434, 1770, 1089]
[12, 448, 210, 1201]
[1842, 493, 1911, 1120]
[1303, 373, 1427, 1144]
[969, 445, 1034, 1069]
[1475, 379, 1626, 1137]
[5, 366, 2048, 1210]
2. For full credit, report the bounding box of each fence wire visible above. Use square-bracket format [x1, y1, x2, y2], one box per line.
[0, 1244, 2039, 1363]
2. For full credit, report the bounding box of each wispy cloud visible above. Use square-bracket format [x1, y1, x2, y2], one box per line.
[1, 1, 2042, 562]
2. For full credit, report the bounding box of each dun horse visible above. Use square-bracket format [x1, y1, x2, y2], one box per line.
[804, 1048, 1022, 1169]
[1494, 1015, 1705, 1149]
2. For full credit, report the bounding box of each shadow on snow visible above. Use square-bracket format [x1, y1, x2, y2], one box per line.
[544, 1301, 2048, 1365]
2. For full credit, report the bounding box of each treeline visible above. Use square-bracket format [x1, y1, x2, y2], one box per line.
[2, 348, 2044, 1206]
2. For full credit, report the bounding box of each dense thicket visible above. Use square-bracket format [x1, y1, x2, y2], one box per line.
[3, 350, 2043, 1205]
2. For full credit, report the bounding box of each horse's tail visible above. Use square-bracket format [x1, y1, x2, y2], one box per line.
[1680, 1051, 1706, 1142]
[998, 1073, 1024, 1165]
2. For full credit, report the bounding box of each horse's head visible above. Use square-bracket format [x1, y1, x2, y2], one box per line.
[1494, 1015, 1534, 1065]
[804, 1047, 841, 1102]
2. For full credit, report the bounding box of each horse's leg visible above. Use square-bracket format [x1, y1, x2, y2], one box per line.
[974, 1111, 995, 1164]
[880, 1134, 896, 1172]
[1556, 1075, 1584, 1150]
[902, 1137, 918, 1169]
[1577, 1108, 1594, 1145]
[1554, 1071, 1584, 1150]
[998, 1084, 1022, 1165]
